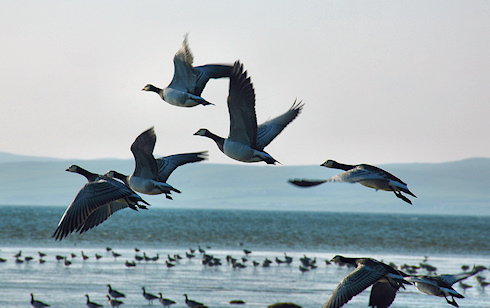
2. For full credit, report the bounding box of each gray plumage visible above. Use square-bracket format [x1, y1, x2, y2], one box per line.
[142, 34, 232, 107]
[194, 60, 303, 164]
[105, 127, 207, 199]
[289, 160, 416, 204]
[52, 165, 148, 240]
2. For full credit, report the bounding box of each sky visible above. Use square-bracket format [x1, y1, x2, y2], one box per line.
[1, 1, 489, 166]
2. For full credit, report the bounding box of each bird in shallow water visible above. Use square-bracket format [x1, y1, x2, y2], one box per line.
[107, 284, 126, 298]
[406, 265, 487, 307]
[289, 159, 416, 204]
[323, 255, 411, 308]
[30, 294, 50, 308]
[142, 33, 232, 107]
[52, 165, 149, 240]
[158, 293, 176, 307]
[183, 293, 207, 308]
[106, 295, 123, 307]
[85, 294, 103, 308]
[194, 60, 303, 164]
[142, 287, 159, 304]
[105, 127, 207, 200]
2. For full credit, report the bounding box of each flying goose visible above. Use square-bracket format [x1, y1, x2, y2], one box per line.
[158, 293, 176, 307]
[30, 294, 50, 308]
[142, 34, 232, 107]
[105, 127, 207, 199]
[142, 287, 159, 304]
[52, 165, 149, 240]
[194, 60, 303, 164]
[323, 255, 411, 308]
[289, 159, 416, 204]
[406, 266, 486, 307]
[85, 294, 103, 308]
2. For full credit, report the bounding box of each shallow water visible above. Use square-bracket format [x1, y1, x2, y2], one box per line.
[0, 206, 489, 307]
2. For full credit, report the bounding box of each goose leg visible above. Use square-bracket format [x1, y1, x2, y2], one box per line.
[393, 190, 412, 205]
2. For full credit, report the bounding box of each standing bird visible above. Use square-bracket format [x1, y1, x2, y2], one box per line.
[183, 294, 206, 308]
[107, 284, 126, 299]
[289, 160, 416, 205]
[194, 61, 303, 164]
[142, 287, 159, 304]
[142, 34, 232, 107]
[85, 294, 103, 308]
[323, 255, 411, 308]
[406, 266, 486, 307]
[158, 293, 176, 307]
[52, 165, 149, 240]
[105, 127, 207, 200]
[106, 295, 124, 307]
[30, 294, 50, 308]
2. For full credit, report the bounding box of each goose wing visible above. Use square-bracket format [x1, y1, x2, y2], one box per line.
[77, 201, 130, 234]
[327, 166, 387, 183]
[369, 277, 402, 308]
[438, 267, 486, 286]
[168, 34, 197, 92]
[53, 178, 135, 240]
[131, 127, 158, 179]
[255, 100, 303, 150]
[323, 263, 388, 308]
[227, 61, 257, 146]
[360, 164, 407, 185]
[155, 151, 208, 182]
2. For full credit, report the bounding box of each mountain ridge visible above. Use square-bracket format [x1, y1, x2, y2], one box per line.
[0, 152, 489, 216]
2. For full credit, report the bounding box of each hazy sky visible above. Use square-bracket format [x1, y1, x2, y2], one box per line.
[1, 1, 489, 166]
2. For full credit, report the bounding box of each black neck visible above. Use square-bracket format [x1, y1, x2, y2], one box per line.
[148, 84, 162, 93]
[76, 167, 98, 182]
[332, 161, 356, 171]
[204, 130, 225, 152]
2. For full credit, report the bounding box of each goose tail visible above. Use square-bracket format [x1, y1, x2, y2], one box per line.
[288, 179, 327, 187]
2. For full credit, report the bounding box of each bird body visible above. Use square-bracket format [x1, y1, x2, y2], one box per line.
[289, 160, 416, 204]
[106, 295, 124, 307]
[107, 284, 126, 298]
[194, 61, 303, 164]
[158, 293, 176, 307]
[30, 294, 50, 308]
[142, 287, 159, 304]
[142, 34, 232, 107]
[183, 294, 205, 308]
[85, 294, 103, 308]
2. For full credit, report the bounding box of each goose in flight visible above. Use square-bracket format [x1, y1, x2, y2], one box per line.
[194, 60, 303, 164]
[105, 127, 207, 199]
[52, 165, 149, 240]
[142, 34, 232, 107]
[406, 266, 486, 307]
[323, 255, 411, 308]
[289, 159, 416, 204]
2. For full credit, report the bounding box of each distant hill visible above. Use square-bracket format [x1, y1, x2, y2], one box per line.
[0, 152, 489, 215]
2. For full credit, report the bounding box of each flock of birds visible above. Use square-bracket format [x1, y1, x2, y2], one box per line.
[39, 34, 479, 307]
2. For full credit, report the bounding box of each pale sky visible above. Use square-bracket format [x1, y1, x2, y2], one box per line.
[1, 1, 489, 166]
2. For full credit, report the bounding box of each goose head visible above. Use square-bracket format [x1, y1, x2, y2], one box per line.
[193, 128, 209, 136]
[321, 160, 336, 168]
[65, 165, 80, 173]
[142, 84, 160, 92]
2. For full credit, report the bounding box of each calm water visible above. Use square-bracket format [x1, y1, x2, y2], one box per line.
[0, 205, 489, 307]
